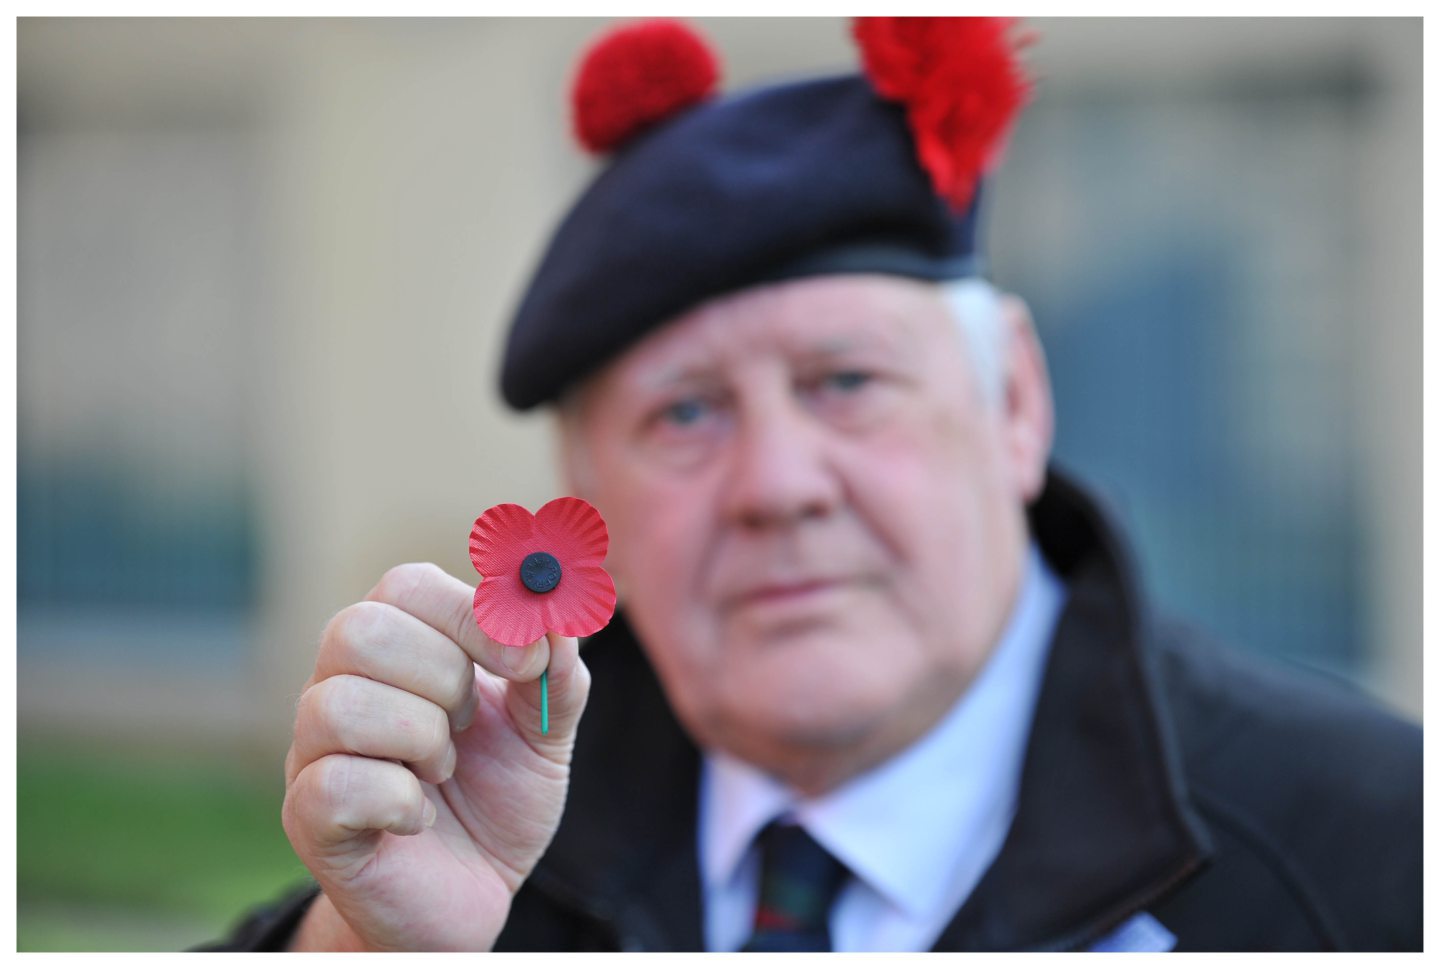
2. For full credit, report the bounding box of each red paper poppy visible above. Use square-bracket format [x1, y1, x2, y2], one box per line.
[468, 497, 617, 647]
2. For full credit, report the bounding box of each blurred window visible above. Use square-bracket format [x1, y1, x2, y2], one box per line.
[18, 122, 263, 670]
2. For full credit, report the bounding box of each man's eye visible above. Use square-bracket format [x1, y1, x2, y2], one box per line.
[822, 371, 873, 393]
[660, 398, 709, 426]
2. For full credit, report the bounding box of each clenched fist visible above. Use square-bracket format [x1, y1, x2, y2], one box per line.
[281, 562, 591, 951]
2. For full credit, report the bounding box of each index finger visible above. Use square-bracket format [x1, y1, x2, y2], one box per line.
[364, 562, 550, 683]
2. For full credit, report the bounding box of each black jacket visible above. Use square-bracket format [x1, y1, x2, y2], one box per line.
[206, 470, 1422, 951]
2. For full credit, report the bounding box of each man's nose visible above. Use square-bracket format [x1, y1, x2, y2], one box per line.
[720, 398, 842, 529]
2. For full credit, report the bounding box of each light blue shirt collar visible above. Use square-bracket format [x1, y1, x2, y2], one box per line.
[698, 542, 1067, 950]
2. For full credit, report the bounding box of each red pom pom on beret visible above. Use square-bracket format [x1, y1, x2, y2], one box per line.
[571, 19, 721, 154]
[854, 17, 1032, 212]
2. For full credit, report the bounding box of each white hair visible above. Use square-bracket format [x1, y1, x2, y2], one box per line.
[938, 277, 1008, 408]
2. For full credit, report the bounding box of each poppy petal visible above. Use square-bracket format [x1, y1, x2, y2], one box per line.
[541, 565, 617, 639]
[473, 576, 548, 647]
[535, 496, 610, 568]
[470, 503, 537, 577]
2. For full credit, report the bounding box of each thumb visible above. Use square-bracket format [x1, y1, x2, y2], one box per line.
[505, 631, 590, 749]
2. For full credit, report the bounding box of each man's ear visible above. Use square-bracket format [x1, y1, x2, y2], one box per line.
[551, 404, 595, 502]
[997, 294, 1054, 503]
[552, 402, 627, 597]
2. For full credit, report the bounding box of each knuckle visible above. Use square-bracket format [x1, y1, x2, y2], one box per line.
[298, 675, 359, 739]
[317, 676, 355, 726]
[397, 702, 449, 762]
[445, 658, 476, 715]
[425, 705, 451, 756]
[293, 681, 323, 732]
[316, 756, 352, 810]
[321, 601, 386, 669]
[288, 754, 343, 820]
[280, 789, 303, 847]
[369, 562, 442, 605]
[312, 755, 362, 829]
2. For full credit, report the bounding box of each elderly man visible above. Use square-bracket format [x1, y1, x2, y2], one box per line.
[210, 19, 1420, 952]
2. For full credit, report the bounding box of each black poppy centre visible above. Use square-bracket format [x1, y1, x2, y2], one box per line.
[520, 551, 563, 594]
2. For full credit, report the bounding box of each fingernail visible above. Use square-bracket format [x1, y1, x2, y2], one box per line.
[422, 798, 437, 828]
[502, 643, 533, 676]
[440, 744, 457, 782]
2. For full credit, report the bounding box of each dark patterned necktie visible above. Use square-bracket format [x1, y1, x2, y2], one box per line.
[740, 821, 849, 952]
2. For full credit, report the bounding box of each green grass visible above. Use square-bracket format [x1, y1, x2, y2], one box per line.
[18, 739, 311, 951]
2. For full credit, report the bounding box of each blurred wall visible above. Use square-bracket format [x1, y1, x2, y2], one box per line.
[17, 18, 1421, 773]
[987, 19, 1420, 709]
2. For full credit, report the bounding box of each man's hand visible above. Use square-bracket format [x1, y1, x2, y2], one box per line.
[281, 562, 591, 951]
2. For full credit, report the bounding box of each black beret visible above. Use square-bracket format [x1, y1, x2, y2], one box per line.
[500, 73, 986, 411]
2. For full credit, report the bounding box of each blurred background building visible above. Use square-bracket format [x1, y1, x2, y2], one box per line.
[15, 17, 1420, 950]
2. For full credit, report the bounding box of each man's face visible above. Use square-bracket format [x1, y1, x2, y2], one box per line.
[563, 274, 1051, 791]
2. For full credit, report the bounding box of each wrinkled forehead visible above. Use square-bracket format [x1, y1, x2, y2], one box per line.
[579, 275, 953, 399]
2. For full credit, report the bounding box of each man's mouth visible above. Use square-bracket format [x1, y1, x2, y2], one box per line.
[724, 577, 853, 610]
